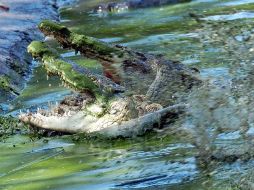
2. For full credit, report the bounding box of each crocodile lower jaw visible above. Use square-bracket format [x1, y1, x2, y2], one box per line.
[19, 98, 187, 138]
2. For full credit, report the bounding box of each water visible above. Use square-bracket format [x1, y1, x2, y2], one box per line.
[2, 0, 254, 189]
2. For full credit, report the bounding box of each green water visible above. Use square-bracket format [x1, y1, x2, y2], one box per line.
[2, 0, 254, 189]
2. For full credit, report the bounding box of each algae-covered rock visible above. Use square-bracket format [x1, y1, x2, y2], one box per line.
[0, 116, 23, 141]
[0, 76, 11, 92]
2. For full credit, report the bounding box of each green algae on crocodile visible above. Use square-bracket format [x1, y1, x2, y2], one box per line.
[19, 20, 201, 137]
[27, 41, 124, 102]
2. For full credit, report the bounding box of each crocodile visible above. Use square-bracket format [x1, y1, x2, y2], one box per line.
[19, 20, 201, 138]
[94, 0, 191, 13]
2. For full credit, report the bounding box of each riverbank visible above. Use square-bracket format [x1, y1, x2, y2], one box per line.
[0, 0, 76, 111]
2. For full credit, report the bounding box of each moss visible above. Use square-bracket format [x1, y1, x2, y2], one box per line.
[0, 116, 25, 142]
[43, 55, 99, 93]
[27, 41, 54, 58]
[0, 76, 11, 92]
[39, 20, 70, 35]
[69, 32, 123, 56]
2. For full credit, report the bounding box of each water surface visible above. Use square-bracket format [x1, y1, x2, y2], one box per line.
[2, 0, 254, 189]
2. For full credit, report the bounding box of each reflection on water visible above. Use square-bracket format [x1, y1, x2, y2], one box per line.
[2, 0, 254, 189]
